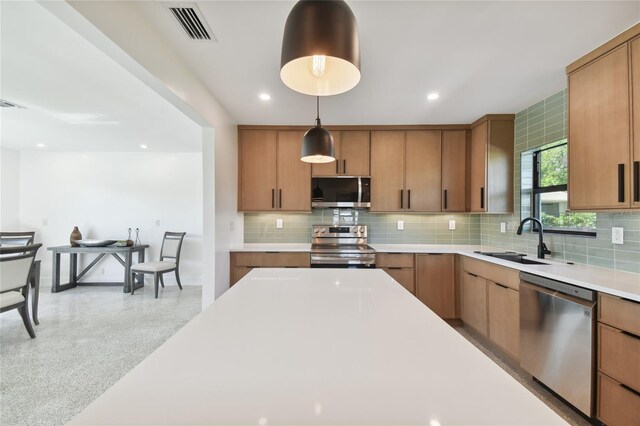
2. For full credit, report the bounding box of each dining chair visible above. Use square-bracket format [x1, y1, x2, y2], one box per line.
[130, 232, 186, 298]
[0, 244, 42, 338]
[0, 231, 41, 324]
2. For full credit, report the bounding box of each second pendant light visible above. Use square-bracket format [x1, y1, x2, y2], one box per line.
[300, 96, 335, 164]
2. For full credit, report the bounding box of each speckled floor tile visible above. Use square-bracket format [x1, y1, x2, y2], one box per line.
[0, 285, 201, 426]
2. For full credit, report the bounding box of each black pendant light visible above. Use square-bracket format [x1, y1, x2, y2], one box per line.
[281, 0, 360, 96]
[301, 96, 335, 163]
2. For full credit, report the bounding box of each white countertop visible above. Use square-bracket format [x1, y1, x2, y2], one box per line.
[230, 243, 640, 301]
[70, 268, 566, 425]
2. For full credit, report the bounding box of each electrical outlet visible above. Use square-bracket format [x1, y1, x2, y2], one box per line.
[612, 227, 624, 244]
[397, 220, 404, 231]
[276, 219, 284, 229]
[449, 220, 456, 230]
[500, 222, 507, 233]
[155, 219, 160, 226]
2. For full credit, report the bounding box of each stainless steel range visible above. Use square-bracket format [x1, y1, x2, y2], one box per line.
[310, 225, 375, 268]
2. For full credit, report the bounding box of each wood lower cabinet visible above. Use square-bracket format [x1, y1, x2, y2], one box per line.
[461, 271, 488, 336]
[377, 253, 415, 294]
[230, 252, 310, 285]
[596, 293, 640, 426]
[469, 116, 514, 213]
[487, 281, 520, 360]
[442, 130, 468, 212]
[238, 130, 311, 212]
[416, 254, 455, 318]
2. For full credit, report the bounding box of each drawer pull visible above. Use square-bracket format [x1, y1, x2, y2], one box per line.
[620, 383, 640, 397]
[621, 330, 640, 340]
[495, 282, 509, 289]
[387, 267, 403, 270]
[618, 163, 625, 203]
[265, 251, 280, 254]
[466, 272, 478, 278]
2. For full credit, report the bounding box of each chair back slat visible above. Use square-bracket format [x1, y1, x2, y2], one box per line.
[0, 231, 35, 247]
[159, 232, 186, 263]
[0, 244, 41, 293]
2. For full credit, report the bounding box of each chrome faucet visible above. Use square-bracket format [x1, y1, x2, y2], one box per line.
[517, 217, 552, 259]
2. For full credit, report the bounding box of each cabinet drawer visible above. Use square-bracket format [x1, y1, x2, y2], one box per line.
[598, 372, 640, 426]
[463, 257, 519, 290]
[376, 253, 415, 268]
[461, 271, 488, 336]
[598, 323, 640, 392]
[383, 268, 415, 294]
[233, 252, 310, 267]
[599, 293, 640, 336]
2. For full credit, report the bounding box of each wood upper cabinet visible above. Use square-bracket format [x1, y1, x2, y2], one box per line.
[405, 131, 442, 212]
[416, 254, 455, 318]
[461, 271, 488, 336]
[371, 130, 442, 212]
[238, 130, 311, 212]
[312, 130, 370, 176]
[442, 130, 468, 212]
[371, 131, 406, 212]
[469, 117, 514, 213]
[631, 37, 640, 207]
[568, 45, 631, 209]
[238, 130, 277, 211]
[277, 131, 311, 211]
[487, 281, 520, 360]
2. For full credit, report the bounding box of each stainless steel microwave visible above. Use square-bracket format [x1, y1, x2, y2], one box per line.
[311, 177, 371, 208]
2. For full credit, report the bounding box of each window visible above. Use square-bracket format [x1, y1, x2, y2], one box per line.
[521, 141, 596, 236]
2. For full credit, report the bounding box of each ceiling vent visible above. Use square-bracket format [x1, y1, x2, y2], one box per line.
[166, 4, 216, 41]
[0, 99, 26, 109]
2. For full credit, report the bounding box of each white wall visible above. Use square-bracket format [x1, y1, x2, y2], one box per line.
[1, 148, 21, 230]
[45, 1, 243, 308]
[19, 151, 203, 285]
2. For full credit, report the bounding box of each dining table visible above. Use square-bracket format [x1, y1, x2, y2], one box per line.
[47, 245, 149, 293]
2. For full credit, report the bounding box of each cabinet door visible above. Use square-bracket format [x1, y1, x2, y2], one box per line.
[384, 268, 415, 294]
[405, 130, 442, 212]
[277, 131, 311, 211]
[311, 132, 341, 177]
[487, 120, 514, 213]
[442, 130, 467, 212]
[631, 38, 640, 207]
[598, 372, 640, 426]
[239, 130, 277, 211]
[470, 122, 488, 212]
[569, 45, 631, 209]
[487, 282, 520, 359]
[416, 254, 455, 318]
[341, 130, 370, 176]
[461, 272, 487, 336]
[371, 131, 405, 212]
[231, 266, 253, 286]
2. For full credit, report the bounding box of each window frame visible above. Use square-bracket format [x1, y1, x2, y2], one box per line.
[530, 142, 596, 237]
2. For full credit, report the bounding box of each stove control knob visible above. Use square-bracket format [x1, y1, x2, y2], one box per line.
[320, 228, 327, 233]
[313, 228, 320, 234]
[358, 226, 365, 233]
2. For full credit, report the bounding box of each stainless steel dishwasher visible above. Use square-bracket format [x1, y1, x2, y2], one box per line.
[519, 272, 596, 417]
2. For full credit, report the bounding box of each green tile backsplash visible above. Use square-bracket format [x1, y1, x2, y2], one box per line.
[244, 89, 640, 274]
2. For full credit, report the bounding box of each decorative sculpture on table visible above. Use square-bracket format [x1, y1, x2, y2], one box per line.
[70, 226, 82, 247]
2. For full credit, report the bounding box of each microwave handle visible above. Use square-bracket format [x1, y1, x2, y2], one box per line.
[357, 177, 362, 203]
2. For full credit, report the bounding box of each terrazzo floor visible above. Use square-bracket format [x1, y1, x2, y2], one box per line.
[0, 284, 202, 426]
[2, 283, 593, 426]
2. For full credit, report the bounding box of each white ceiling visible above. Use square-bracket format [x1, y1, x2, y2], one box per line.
[0, 1, 201, 152]
[130, 0, 640, 125]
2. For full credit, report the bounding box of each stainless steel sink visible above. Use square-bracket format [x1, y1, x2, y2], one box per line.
[475, 251, 549, 265]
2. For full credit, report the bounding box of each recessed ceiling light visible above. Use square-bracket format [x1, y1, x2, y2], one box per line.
[36, 143, 45, 148]
[259, 93, 271, 101]
[427, 92, 440, 101]
[140, 144, 148, 149]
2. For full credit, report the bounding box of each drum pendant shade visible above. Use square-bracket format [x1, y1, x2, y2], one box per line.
[281, 0, 360, 96]
[301, 97, 335, 163]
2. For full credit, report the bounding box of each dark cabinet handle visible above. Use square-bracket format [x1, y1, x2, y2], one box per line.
[387, 267, 403, 270]
[400, 189, 404, 209]
[480, 187, 485, 209]
[343, 159, 346, 175]
[634, 161, 639, 202]
[495, 282, 509, 289]
[336, 160, 339, 174]
[443, 189, 448, 210]
[271, 189, 275, 209]
[408, 189, 411, 209]
[621, 330, 640, 341]
[466, 272, 478, 278]
[618, 164, 625, 203]
[279, 189, 282, 209]
[620, 383, 640, 397]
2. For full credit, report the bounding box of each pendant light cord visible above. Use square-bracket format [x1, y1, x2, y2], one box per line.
[316, 96, 321, 126]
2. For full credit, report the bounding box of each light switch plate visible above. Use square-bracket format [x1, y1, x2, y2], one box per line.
[612, 227, 624, 244]
[397, 220, 404, 231]
[500, 222, 507, 233]
[276, 219, 284, 229]
[449, 220, 456, 230]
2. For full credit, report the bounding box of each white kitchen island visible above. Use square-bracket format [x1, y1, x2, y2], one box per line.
[71, 269, 566, 425]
